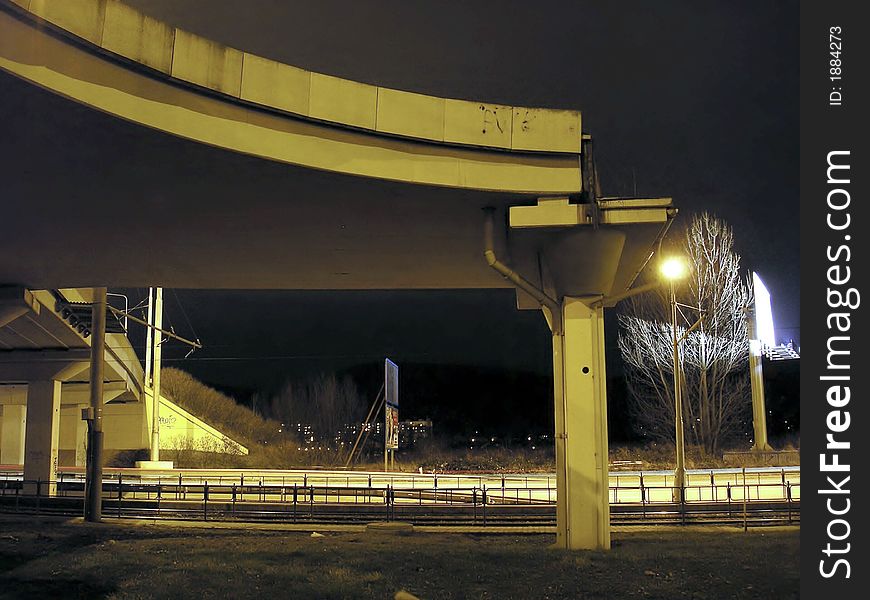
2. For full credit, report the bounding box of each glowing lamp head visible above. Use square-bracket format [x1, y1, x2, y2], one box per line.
[660, 256, 687, 281]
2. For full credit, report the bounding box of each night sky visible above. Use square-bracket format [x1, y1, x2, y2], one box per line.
[56, 3, 803, 422]
[119, 288, 555, 390]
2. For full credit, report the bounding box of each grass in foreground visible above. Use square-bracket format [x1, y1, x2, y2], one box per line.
[0, 517, 798, 599]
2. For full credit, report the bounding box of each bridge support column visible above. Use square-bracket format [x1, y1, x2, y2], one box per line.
[551, 298, 610, 550]
[0, 405, 27, 466]
[23, 380, 62, 495]
[748, 338, 772, 452]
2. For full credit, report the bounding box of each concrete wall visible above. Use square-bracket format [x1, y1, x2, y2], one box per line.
[1, 389, 247, 467]
[101, 401, 149, 452]
[156, 396, 247, 455]
[0, 404, 26, 465]
[58, 405, 87, 467]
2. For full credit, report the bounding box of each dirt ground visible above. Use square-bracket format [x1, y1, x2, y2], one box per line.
[0, 516, 798, 599]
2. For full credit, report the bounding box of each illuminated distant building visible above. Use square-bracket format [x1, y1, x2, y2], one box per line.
[399, 419, 433, 447]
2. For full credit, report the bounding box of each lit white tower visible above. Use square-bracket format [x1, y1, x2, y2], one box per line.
[747, 273, 774, 451]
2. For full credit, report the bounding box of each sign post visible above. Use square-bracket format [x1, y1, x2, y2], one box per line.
[384, 359, 399, 471]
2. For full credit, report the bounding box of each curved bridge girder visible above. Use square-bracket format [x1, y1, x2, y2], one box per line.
[0, 0, 581, 194]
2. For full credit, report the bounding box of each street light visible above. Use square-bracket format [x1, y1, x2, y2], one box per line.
[660, 256, 688, 503]
[660, 256, 687, 281]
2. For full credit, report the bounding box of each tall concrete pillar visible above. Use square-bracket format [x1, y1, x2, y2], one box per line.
[552, 298, 610, 550]
[0, 404, 27, 465]
[746, 309, 772, 451]
[23, 380, 62, 495]
[749, 338, 772, 451]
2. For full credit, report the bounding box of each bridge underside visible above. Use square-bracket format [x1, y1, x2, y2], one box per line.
[0, 0, 676, 550]
[0, 66, 662, 296]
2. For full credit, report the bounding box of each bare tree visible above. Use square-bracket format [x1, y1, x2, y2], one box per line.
[618, 213, 752, 455]
[268, 373, 365, 441]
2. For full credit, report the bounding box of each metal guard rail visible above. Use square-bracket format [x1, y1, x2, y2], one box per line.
[1, 477, 800, 528]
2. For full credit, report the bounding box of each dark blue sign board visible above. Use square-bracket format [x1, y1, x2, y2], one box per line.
[385, 358, 399, 408]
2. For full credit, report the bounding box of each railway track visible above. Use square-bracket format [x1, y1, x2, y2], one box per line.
[0, 485, 799, 528]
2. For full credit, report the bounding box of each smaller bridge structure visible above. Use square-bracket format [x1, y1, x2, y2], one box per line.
[0, 287, 246, 493]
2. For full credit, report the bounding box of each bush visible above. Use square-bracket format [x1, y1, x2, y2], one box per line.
[160, 368, 283, 447]
[155, 370, 359, 469]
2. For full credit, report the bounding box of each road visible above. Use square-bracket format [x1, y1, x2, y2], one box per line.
[0, 465, 798, 505]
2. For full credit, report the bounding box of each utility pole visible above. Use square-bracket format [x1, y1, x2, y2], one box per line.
[144, 287, 154, 389]
[127, 287, 200, 470]
[149, 287, 163, 462]
[85, 287, 107, 522]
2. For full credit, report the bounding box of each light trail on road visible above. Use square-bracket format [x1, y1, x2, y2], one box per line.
[1, 465, 800, 504]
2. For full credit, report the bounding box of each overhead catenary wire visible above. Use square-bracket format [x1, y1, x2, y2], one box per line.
[171, 288, 202, 349]
[106, 288, 200, 355]
[107, 306, 201, 348]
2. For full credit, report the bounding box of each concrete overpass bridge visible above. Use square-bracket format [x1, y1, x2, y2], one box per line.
[0, 287, 246, 489]
[0, 0, 676, 550]
[0, 287, 141, 482]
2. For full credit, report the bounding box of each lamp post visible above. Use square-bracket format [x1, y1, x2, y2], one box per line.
[660, 257, 687, 503]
